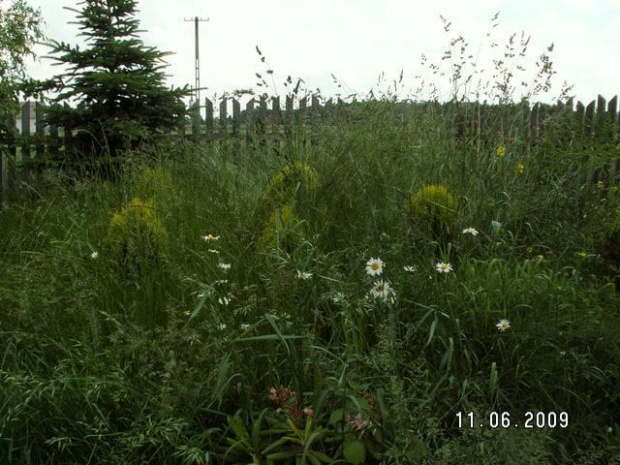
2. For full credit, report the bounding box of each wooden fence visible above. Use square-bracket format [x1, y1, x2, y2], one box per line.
[2, 95, 620, 193]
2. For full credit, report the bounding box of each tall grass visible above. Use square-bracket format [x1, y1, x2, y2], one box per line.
[1, 14, 619, 465]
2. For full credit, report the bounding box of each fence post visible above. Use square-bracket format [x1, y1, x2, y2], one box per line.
[607, 96, 618, 143]
[219, 98, 228, 144]
[35, 102, 45, 182]
[21, 101, 31, 184]
[310, 95, 320, 149]
[584, 99, 596, 140]
[191, 101, 202, 141]
[596, 95, 607, 143]
[246, 98, 255, 147]
[232, 98, 241, 152]
[205, 98, 214, 141]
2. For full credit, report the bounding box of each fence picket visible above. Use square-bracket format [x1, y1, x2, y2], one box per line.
[3, 95, 620, 192]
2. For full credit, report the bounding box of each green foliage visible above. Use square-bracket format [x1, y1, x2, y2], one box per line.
[0, 0, 44, 139]
[103, 196, 169, 279]
[39, 0, 191, 178]
[265, 160, 319, 206]
[405, 184, 459, 242]
[258, 203, 308, 253]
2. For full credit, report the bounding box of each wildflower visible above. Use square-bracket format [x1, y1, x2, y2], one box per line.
[240, 323, 250, 331]
[218, 323, 227, 330]
[90, 251, 99, 259]
[370, 279, 392, 301]
[403, 265, 416, 272]
[365, 257, 385, 277]
[496, 145, 506, 157]
[183, 310, 191, 317]
[386, 288, 397, 304]
[345, 413, 369, 431]
[207, 249, 220, 254]
[597, 180, 605, 189]
[516, 162, 525, 174]
[218, 296, 231, 306]
[435, 262, 453, 273]
[218, 262, 231, 271]
[504, 137, 516, 144]
[332, 292, 346, 303]
[303, 407, 315, 417]
[201, 234, 220, 242]
[496, 318, 511, 332]
[526, 247, 533, 254]
[296, 270, 312, 280]
[559, 350, 566, 356]
[462, 227, 479, 236]
[575, 251, 587, 258]
[214, 279, 229, 284]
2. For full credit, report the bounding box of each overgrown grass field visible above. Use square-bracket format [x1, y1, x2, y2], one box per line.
[1, 99, 620, 464]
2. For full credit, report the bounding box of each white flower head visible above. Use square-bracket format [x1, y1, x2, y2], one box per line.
[403, 265, 416, 273]
[218, 323, 227, 330]
[332, 292, 346, 303]
[90, 251, 99, 259]
[296, 270, 312, 280]
[218, 296, 231, 306]
[462, 227, 479, 236]
[201, 234, 220, 242]
[435, 262, 453, 273]
[207, 248, 220, 254]
[370, 279, 392, 301]
[366, 257, 385, 277]
[496, 318, 511, 332]
[218, 262, 231, 271]
[240, 323, 250, 331]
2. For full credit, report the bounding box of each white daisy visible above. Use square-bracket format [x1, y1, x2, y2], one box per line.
[496, 319, 511, 332]
[90, 251, 99, 259]
[370, 279, 391, 301]
[332, 292, 346, 303]
[218, 296, 231, 306]
[403, 265, 416, 272]
[365, 257, 385, 277]
[218, 262, 231, 271]
[240, 323, 250, 331]
[218, 323, 227, 330]
[201, 234, 220, 242]
[207, 249, 220, 254]
[296, 270, 312, 280]
[435, 262, 453, 273]
[462, 227, 479, 236]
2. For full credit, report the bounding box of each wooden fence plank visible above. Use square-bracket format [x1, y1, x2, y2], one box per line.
[205, 98, 214, 137]
[596, 95, 607, 142]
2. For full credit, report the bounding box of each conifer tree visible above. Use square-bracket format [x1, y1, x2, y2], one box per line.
[43, 0, 191, 178]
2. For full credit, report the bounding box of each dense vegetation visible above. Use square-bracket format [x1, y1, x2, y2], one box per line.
[1, 98, 620, 463]
[1, 1, 619, 464]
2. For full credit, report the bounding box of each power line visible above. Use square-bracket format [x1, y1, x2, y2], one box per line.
[184, 16, 209, 105]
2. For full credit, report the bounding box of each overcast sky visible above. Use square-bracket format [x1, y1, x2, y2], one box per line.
[23, 0, 620, 108]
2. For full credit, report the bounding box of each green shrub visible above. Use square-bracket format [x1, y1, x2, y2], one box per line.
[264, 160, 318, 206]
[404, 184, 459, 241]
[103, 197, 169, 279]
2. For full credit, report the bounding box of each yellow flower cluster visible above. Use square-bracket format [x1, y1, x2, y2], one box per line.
[104, 197, 169, 277]
[405, 184, 459, 235]
[265, 160, 318, 205]
[260, 160, 317, 251]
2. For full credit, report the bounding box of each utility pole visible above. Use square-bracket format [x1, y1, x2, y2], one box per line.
[184, 16, 209, 105]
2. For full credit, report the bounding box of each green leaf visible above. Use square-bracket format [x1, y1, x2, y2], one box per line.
[343, 439, 366, 465]
[328, 408, 344, 425]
